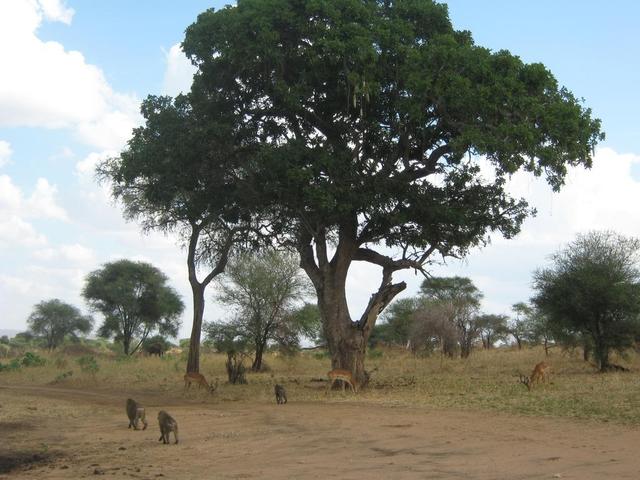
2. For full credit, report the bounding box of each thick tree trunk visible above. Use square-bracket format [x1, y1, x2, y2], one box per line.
[186, 283, 205, 373]
[318, 274, 368, 383]
[298, 223, 408, 390]
[317, 267, 404, 387]
[252, 341, 266, 371]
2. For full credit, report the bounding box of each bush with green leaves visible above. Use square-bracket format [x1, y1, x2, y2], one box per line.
[76, 355, 99, 375]
[21, 351, 46, 367]
[0, 358, 21, 372]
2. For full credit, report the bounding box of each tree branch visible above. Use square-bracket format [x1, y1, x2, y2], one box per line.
[353, 245, 437, 274]
[201, 227, 237, 287]
[357, 266, 406, 335]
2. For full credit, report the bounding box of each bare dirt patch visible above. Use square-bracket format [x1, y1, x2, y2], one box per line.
[1, 385, 639, 479]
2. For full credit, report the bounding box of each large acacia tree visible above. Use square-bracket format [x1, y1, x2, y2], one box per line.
[420, 276, 482, 358]
[98, 95, 260, 372]
[213, 251, 312, 371]
[183, 0, 603, 383]
[533, 231, 640, 371]
[83, 259, 184, 355]
[27, 299, 93, 350]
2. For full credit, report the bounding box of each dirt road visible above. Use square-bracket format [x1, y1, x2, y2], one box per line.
[1, 385, 639, 479]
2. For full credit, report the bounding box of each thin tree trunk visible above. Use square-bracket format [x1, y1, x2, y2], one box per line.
[184, 226, 234, 374]
[186, 283, 205, 373]
[252, 341, 265, 371]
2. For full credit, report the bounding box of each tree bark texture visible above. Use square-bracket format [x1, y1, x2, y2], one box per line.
[300, 227, 406, 387]
[186, 283, 205, 373]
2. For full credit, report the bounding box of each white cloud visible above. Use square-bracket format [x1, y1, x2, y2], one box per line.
[76, 151, 112, 180]
[0, 214, 47, 247]
[26, 178, 68, 220]
[0, 140, 12, 167]
[348, 147, 640, 319]
[0, 0, 139, 150]
[162, 43, 196, 96]
[503, 147, 640, 245]
[33, 243, 95, 263]
[0, 174, 68, 247]
[0, 273, 36, 295]
[0, 175, 22, 211]
[38, 0, 74, 24]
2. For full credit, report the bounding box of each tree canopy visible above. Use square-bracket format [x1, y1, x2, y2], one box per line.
[212, 250, 313, 370]
[179, 0, 602, 381]
[98, 94, 261, 372]
[26, 299, 93, 350]
[533, 231, 640, 371]
[82, 259, 184, 355]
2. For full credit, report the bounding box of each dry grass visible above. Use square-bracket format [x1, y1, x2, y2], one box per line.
[2, 346, 640, 425]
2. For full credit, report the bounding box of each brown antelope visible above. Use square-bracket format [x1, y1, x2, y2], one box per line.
[326, 368, 358, 393]
[519, 361, 551, 391]
[184, 372, 217, 394]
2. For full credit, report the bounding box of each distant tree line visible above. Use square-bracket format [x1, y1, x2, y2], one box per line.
[375, 231, 640, 371]
[17, 259, 184, 356]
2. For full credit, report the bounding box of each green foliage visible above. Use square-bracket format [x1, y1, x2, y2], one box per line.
[82, 259, 184, 355]
[0, 351, 46, 371]
[76, 355, 99, 375]
[27, 299, 93, 350]
[97, 92, 263, 373]
[420, 277, 482, 358]
[0, 358, 21, 372]
[142, 335, 172, 355]
[533, 231, 640, 371]
[475, 314, 509, 348]
[204, 322, 249, 355]
[213, 251, 314, 369]
[374, 298, 422, 347]
[287, 303, 323, 346]
[21, 351, 46, 367]
[184, 0, 602, 266]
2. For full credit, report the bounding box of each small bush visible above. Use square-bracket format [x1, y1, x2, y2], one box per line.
[0, 358, 21, 372]
[53, 370, 73, 383]
[21, 352, 46, 367]
[76, 355, 99, 375]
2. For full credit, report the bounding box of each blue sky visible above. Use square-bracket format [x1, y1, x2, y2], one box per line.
[1, 0, 640, 339]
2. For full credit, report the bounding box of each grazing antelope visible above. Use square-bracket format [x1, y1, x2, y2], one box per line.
[519, 361, 551, 391]
[184, 372, 217, 394]
[326, 368, 358, 393]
